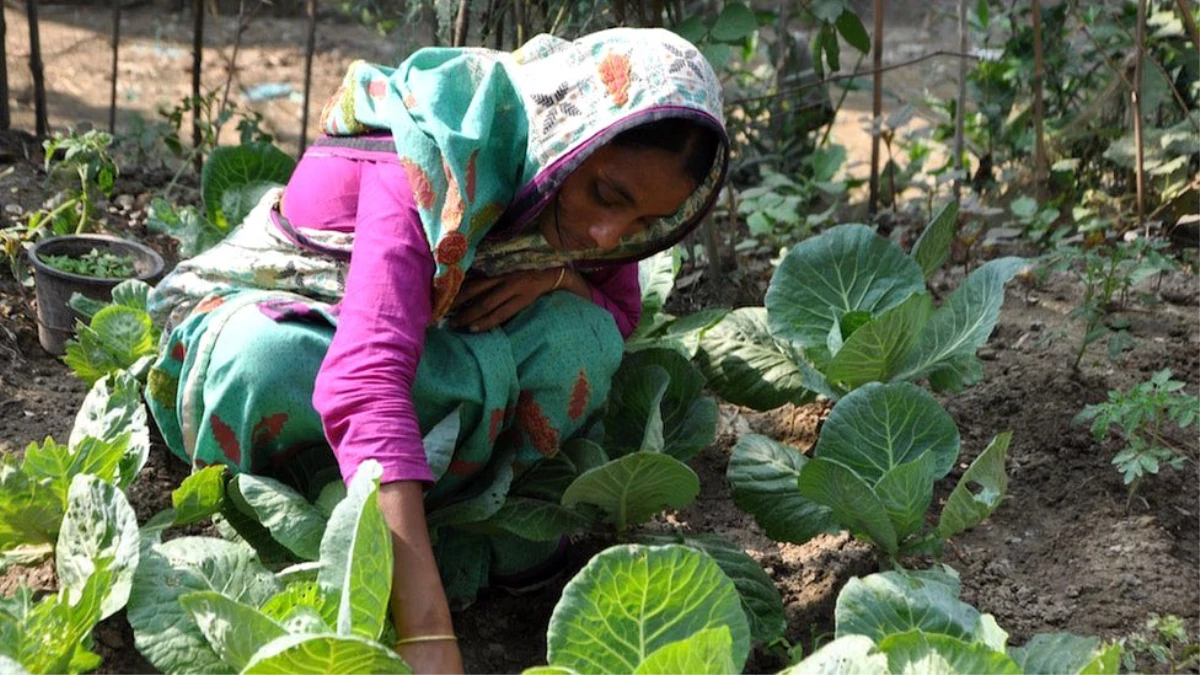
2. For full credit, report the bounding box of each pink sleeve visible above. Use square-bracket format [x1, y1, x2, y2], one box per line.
[582, 263, 642, 339]
[312, 160, 436, 485]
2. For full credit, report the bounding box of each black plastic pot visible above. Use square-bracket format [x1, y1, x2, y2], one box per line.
[28, 234, 165, 355]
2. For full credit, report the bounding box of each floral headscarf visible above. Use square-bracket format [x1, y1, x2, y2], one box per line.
[319, 27, 729, 321]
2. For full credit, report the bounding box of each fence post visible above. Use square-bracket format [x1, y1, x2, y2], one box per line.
[26, 0, 47, 137]
[953, 0, 967, 202]
[109, 0, 121, 134]
[867, 0, 883, 217]
[300, 0, 317, 154]
[1031, 0, 1046, 203]
[191, 0, 204, 171]
[0, 2, 9, 130]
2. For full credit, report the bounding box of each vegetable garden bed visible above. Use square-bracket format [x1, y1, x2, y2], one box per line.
[1, 233, 1195, 673]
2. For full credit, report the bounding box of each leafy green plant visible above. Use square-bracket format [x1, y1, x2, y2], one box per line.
[1075, 368, 1198, 499]
[1045, 235, 1179, 369]
[40, 249, 136, 279]
[672, 1, 761, 73]
[784, 566, 1121, 674]
[0, 472, 141, 674]
[627, 247, 728, 358]
[525, 543, 751, 675]
[149, 141, 297, 258]
[128, 460, 410, 675]
[42, 128, 119, 236]
[1120, 614, 1200, 674]
[728, 381, 1010, 563]
[64, 280, 161, 385]
[699, 203, 1025, 408]
[736, 146, 849, 254]
[0, 371, 149, 568]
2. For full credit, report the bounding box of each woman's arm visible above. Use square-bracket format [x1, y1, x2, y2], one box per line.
[311, 159, 462, 674]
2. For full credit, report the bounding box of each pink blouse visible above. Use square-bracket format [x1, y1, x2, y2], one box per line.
[284, 148, 641, 484]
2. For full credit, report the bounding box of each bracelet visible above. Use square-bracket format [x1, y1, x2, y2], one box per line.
[395, 634, 458, 646]
[551, 267, 567, 291]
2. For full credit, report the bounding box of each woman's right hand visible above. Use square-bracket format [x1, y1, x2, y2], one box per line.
[396, 641, 464, 675]
[378, 481, 464, 675]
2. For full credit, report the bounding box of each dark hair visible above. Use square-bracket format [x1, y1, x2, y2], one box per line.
[610, 118, 722, 186]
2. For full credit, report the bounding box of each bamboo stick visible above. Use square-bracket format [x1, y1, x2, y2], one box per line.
[109, 0, 120, 134]
[868, 0, 883, 216]
[1032, 0, 1046, 202]
[953, 0, 968, 200]
[191, 0, 204, 171]
[300, 0, 317, 154]
[1133, 0, 1146, 230]
[26, 0, 47, 137]
[0, 2, 11, 130]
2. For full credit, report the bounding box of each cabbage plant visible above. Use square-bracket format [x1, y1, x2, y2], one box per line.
[698, 203, 1026, 409]
[785, 566, 1121, 675]
[728, 382, 1010, 561]
[128, 461, 410, 675]
[525, 544, 751, 675]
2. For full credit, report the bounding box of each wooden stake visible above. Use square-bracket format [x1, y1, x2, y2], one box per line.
[868, 0, 883, 217]
[453, 0, 470, 47]
[1133, 0, 1147, 230]
[1032, 0, 1046, 202]
[26, 0, 47, 137]
[0, 2, 10, 130]
[1176, 0, 1199, 55]
[300, 0, 317, 154]
[953, 0, 968, 201]
[109, 0, 120, 134]
[191, 0, 204, 171]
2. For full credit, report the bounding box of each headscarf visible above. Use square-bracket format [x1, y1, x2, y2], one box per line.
[319, 27, 729, 321]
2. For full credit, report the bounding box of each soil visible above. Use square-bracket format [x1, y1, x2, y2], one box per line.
[1, 3, 1198, 674]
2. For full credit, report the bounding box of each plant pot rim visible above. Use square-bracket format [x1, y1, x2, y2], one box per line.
[28, 233, 165, 283]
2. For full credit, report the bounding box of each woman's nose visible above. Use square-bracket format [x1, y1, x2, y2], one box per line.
[588, 219, 635, 251]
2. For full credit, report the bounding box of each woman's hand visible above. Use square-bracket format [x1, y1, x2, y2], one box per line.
[450, 267, 586, 332]
[378, 482, 464, 675]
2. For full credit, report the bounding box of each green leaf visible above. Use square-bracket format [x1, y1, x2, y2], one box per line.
[767, 224, 925, 350]
[604, 348, 717, 462]
[726, 434, 837, 544]
[86, 305, 156, 370]
[896, 257, 1025, 382]
[63, 326, 125, 386]
[178, 591, 288, 672]
[633, 627, 736, 674]
[425, 447, 515, 528]
[128, 537, 279, 675]
[231, 474, 328, 560]
[480, 498, 591, 542]
[797, 458, 898, 554]
[12, 564, 111, 673]
[562, 439, 608, 476]
[874, 450, 939, 542]
[1079, 642, 1123, 675]
[835, 568, 979, 643]
[878, 630, 1021, 674]
[695, 308, 810, 411]
[810, 0, 844, 22]
[672, 15, 708, 44]
[242, 633, 411, 674]
[699, 43, 733, 70]
[201, 143, 296, 230]
[710, 2, 757, 42]
[825, 294, 934, 388]
[815, 382, 960, 484]
[523, 667, 580, 675]
[317, 460, 391, 641]
[68, 293, 108, 320]
[70, 371, 150, 490]
[779, 635, 886, 674]
[936, 432, 1010, 539]
[635, 533, 786, 648]
[147, 198, 225, 258]
[55, 474, 140, 621]
[637, 248, 679, 321]
[821, 24, 841, 71]
[926, 354, 985, 393]
[432, 528, 491, 611]
[911, 201, 958, 279]
[173, 465, 229, 526]
[111, 278, 152, 310]
[835, 9, 871, 53]
[1009, 633, 1108, 675]
[561, 452, 699, 534]
[546, 544, 750, 673]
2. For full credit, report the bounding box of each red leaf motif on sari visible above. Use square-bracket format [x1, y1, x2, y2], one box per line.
[468, 201, 505, 234]
[488, 408, 506, 443]
[516, 390, 559, 457]
[430, 265, 465, 323]
[403, 92, 418, 110]
[251, 413, 289, 449]
[209, 414, 241, 466]
[447, 459, 483, 477]
[598, 52, 631, 107]
[568, 368, 591, 421]
[436, 231, 469, 266]
[367, 79, 388, 100]
[195, 295, 226, 315]
[440, 160, 465, 231]
[170, 341, 187, 362]
[465, 150, 478, 202]
[400, 158, 435, 210]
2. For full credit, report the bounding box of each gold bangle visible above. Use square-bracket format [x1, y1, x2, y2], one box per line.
[551, 267, 567, 291]
[395, 634, 458, 646]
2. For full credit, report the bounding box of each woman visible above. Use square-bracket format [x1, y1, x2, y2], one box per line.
[145, 27, 728, 674]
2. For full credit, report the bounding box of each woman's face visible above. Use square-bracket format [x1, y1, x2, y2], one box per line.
[537, 143, 697, 253]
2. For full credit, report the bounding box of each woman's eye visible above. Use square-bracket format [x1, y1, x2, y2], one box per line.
[593, 182, 616, 207]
